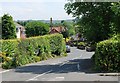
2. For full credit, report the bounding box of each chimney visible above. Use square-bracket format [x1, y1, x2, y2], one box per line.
[50, 17, 52, 30]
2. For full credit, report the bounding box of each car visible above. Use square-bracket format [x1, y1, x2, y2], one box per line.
[66, 45, 71, 53]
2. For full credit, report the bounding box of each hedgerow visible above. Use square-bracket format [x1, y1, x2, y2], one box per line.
[0, 33, 66, 69]
[95, 34, 120, 72]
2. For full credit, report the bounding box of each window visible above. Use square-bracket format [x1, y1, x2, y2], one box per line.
[16, 27, 19, 32]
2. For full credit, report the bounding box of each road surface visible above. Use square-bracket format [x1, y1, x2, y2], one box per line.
[1, 47, 119, 82]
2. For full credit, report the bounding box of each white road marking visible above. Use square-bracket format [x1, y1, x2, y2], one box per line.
[0, 70, 10, 74]
[77, 63, 80, 71]
[59, 61, 69, 67]
[26, 70, 52, 81]
[59, 54, 83, 67]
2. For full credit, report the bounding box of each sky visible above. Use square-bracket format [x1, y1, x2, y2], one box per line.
[0, 0, 74, 21]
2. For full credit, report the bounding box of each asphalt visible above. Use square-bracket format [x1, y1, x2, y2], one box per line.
[1, 47, 119, 82]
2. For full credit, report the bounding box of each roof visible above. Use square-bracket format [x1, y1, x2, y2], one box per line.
[50, 26, 65, 33]
[14, 22, 25, 31]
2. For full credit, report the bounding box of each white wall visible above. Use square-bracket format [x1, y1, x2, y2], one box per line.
[16, 27, 20, 38]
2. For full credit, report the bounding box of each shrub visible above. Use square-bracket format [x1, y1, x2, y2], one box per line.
[32, 56, 41, 62]
[46, 34, 65, 55]
[1, 39, 18, 57]
[78, 42, 85, 46]
[1, 34, 66, 69]
[95, 36, 120, 72]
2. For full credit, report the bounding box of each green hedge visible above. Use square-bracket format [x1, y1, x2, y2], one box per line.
[47, 34, 64, 55]
[95, 35, 120, 72]
[0, 33, 66, 69]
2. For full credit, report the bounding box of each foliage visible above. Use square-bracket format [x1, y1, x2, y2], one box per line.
[52, 23, 62, 27]
[78, 42, 85, 46]
[17, 20, 30, 26]
[61, 21, 75, 41]
[0, 34, 66, 69]
[25, 21, 49, 37]
[46, 34, 66, 55]
[110, 2, 120, 34]
[1, 39, 18, 57]
[61, 30, 69, 40]
[2, 14, 16, 39]
[65, 2, 120, 43]
[62, 21, 75, 36]
[94, 35, 120, 72]
[111, 2, 120, 16]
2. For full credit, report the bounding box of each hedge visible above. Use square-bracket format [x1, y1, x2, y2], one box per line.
[95, 35, 120, 72]
[0, 33, 66, 69]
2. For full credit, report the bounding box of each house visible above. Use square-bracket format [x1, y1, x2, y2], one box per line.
[49, 26, 65, 34]
[49, 17, 65, 34]
[15, 22, 26, 39]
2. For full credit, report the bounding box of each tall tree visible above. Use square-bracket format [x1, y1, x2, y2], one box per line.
[111, 2, 120, 34]
[25, 21, 49, 37]
[62, 21, 75, 36]
[65, 2, 116, 43]
[2, 14, 16, 39]
[61, 21, 75, 41]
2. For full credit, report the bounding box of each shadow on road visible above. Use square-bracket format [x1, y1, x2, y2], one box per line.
[14, 57, 99, 74]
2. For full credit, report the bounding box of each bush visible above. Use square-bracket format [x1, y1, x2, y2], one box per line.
[78, 42, 85, 46]
[77, 42, 85, 50]
[46, 34, 65, 55]
[1, 34, 66, 69]
[33, 56, 41, 62]
[95, 36, 120, 72]
[1, 39, 18, 57]
[86, 43, 96, 52]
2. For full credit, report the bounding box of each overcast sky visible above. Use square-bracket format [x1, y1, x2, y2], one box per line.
[0, 0, 73, 20]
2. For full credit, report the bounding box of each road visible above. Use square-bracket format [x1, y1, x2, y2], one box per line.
[1, 47, 119, 81]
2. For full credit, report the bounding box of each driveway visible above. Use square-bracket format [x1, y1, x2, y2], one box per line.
[1, 47, 119, 82]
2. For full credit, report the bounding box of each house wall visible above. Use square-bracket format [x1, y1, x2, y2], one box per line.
[16, 27, 20, 38]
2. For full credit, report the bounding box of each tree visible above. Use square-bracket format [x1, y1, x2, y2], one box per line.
[2, 14, 16, 39]
[61, 21, 75, 41]
[65, 2, 118, 43]
[17, 20, 29, 26]
[61, 30, 69, 42]
[110, 2, 120, 34]
[62, 21, 75, 36]
[25, 21, 49, 37]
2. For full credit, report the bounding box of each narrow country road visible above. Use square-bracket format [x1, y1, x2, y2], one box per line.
[1, 47, 119, 81]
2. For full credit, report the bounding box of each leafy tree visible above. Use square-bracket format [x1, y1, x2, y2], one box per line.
[17, 20, 29, 26]
[111, 2, 120, 16]
[61, 21, 75, 41]
[61, 30, 69, 42]
[65, 2, 117, 43]
[52, 23, 62, 27]
[62, 21, 75, 36]
[25, 21, 49, 37]
[110, 2, 120, 34]
[2, 14, 16, 39]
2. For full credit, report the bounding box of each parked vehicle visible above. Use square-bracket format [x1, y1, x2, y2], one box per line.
[66, 45, 70, 53]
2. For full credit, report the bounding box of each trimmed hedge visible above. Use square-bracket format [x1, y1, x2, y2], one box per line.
[0, 33, 66, 69]
[95, 35, 120, 72]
